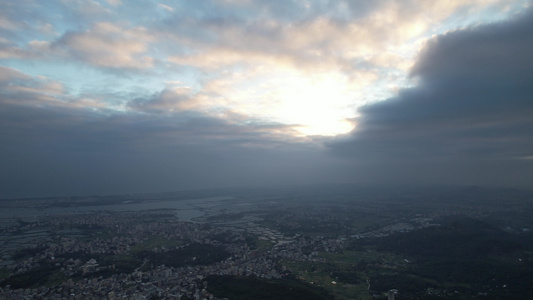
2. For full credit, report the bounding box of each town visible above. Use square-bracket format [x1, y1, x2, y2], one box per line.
[0, 209, 348, 299]
[1, 186, 533, 299]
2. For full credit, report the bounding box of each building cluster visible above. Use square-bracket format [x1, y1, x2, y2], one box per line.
[2, 255, 281, 299]
[0, 211, 346, 299]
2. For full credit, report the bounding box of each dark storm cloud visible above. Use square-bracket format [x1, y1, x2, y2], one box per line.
[3, 1, 532, 198]
[329, 7, 533, 186]
[0, 75, 335, 198]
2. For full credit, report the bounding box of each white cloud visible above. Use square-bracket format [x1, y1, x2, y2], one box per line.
[106, 0, 122, 7]
[161, 0, 524, 136]
[56, 22, 155, 69]
[1, 0, 527, 138]
[158, 4, 174, 12]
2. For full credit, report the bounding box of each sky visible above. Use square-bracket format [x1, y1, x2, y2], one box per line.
[1, 0, 532, 198]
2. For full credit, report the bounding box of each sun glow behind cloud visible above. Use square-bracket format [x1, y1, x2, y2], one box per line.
[158, 0, 530, 137]
[1, 0, 530, 138]
[186, 66, 366, 136]
[253, 71, 358, 136]
[2, 0, 533, 198]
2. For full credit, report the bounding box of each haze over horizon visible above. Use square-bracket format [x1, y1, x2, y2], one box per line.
[1, 0, 533, 198]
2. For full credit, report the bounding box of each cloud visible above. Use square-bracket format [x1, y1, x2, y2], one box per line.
[0, 66, 327, 198]
[106, 0, 122, 7]
[1, 0, 531, 197]
[157, 4, 174, 12]
[0, 66, 125, 114]
[0, 65, 28, 81]
[165, 0, 517, 71]
[328, 7, 533, 187]
[129, 85, 196, 114]
[0, 99, 327, 198]
[0, 66, 66, 105]
[0, 14, 19, 31]
[53, 22, 154, 69]
[61, 0, 112, 23]
[161, 0, 524, 137]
